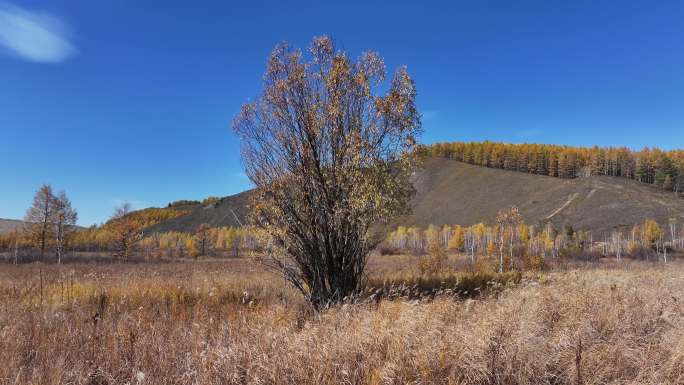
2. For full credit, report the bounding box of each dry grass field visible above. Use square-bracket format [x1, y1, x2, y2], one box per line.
[1, 257, 684, 385]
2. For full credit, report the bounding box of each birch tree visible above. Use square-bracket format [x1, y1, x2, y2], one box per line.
[496, 206, 522, 272]
[53, 191, 78, 264]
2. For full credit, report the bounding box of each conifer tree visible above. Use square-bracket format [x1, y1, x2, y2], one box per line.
[192, 223, 213, 259]
[447, 225, 465, 251]
[24, 184, 56, 259]
[109, 203, 142, 261]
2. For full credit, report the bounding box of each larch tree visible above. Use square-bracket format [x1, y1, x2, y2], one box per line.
[643, 219, 663, 261]
[109, 203, 142, 261]
[192, 223, 213, 259]
[448, 225, 465, 251]
[53, 191, 78, 264]
[233, 36, 421, 309]
[24, 184, 56, 259]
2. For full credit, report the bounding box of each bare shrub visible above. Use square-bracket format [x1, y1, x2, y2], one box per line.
[233, 36, 421, 308]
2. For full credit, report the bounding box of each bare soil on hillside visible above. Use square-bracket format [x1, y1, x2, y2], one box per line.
[401, 158, 684, 233]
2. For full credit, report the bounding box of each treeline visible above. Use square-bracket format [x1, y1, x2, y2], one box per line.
[0, 184, 78, 264]
[1, 218, 262, 263]
[0, 185, 254, 263]
[167, 196, 221, 208]
[422, 141, 684, 193]
[71, 224, 262, 259]
[384, 208, 682, 272]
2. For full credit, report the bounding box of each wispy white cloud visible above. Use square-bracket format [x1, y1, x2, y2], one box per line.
[0, 2, 76, 63]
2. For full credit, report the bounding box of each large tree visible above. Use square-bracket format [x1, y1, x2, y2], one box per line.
[233, 36, 421, 308]
[24, 184, 56, 259]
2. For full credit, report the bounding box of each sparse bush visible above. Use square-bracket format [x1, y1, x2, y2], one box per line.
[522, 254, 545, 271]
[418, 241, 447, 275]
[475, 255, 499, 273]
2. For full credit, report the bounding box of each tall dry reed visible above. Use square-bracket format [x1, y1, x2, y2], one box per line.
[1, 259, 683, 384]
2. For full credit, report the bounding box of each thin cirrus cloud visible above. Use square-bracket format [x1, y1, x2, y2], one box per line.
[0, 2, 77, 63]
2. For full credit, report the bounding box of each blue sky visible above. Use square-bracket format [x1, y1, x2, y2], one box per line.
[1, 0, 683, 225]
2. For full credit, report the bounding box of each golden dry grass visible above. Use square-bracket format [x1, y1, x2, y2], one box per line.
[1, 258, 683, 384]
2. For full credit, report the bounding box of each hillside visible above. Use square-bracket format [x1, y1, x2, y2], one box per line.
[0, 219, 26, 234]
[6, 159, 681, 236]
[143, 191, 251, 234]
[132, 158, 684, 236]
[400, 157, 684, 233]
[0, 219, 85, 236]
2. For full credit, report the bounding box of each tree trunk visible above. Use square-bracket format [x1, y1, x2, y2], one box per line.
[13, 239, 19, 265]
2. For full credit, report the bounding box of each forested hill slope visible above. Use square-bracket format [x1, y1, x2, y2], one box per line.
[424, 141, 684, 192]
[399, 157, 684, 234]
[134, 157, 684, 236]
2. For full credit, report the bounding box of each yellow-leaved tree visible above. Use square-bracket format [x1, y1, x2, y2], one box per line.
[448, 225, 464, 251]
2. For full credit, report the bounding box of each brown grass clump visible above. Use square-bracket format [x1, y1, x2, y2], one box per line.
[1, 259, 684, 384]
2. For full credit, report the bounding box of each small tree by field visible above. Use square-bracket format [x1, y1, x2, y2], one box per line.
[24, 184, 57, 259]
[24, 185, 78, 262]
[226, 227, 241, 258]
[233, 36, 421, 309]
[53, 191, 78, 264]
[109, 203, 142, 261]
[419, 234, 447, 275]
[191, 223, 213, 259]
[496, 206, 522, 272]
[7, 229, 26, 264]
[448, 225, 465, 251]
[643, 219, 662, 250]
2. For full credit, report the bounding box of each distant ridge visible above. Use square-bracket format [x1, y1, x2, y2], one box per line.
[397, 157, 684, 234]
[143, 191, 250, 234]
[0, 218, 25, 234]
[131, 157, 684, 236]
[0, 218, 85, 236]
[7, 158, 679, 237]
